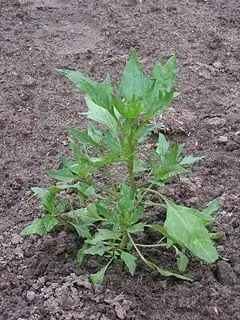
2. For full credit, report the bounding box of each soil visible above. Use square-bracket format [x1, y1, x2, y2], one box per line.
[1, 0, 240, 319]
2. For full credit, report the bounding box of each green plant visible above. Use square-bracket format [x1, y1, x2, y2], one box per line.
[21, 51, 221, 284]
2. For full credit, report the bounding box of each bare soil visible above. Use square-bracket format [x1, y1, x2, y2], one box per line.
[1, 0, 240, 319]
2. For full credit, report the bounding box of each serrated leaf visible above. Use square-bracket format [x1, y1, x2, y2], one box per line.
[68, 127, 95, 146]
[121, 251, 137, 276]
[164, 201, 219, 263]
[152, 55, 177, 93]
[127, 222, 147, 234]
[96, 203, 119, 224]
[82, 204, 104, 224]
[43, 215, 59, 232]
[58, 70, 113, 112]
[85, 98, 118, 134]
[70, 222, 92, 238]
[119, 51, 149, 101]
[20, 218, 46, 236]
[156, 133, 169, 155]
[84, 244, 111, 256]
[129, 206, 145, 224]
[88, 229, 121, 244]
[133, 158, 146, 173]
[90, 264, 109, 284]
[180, 155, 204, 165]
[118, 184, 134, 214]
[31, 187, 56, 214]
[136, 124, 156, 143]
[46, 168, 75, 182]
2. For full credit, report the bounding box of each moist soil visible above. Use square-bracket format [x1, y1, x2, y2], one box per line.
[1, 0, 240, 319]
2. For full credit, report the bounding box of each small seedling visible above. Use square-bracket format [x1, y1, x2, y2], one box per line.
[21, 51, 221, 284]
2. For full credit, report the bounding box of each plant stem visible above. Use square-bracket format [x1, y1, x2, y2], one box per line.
[120, 229, 128, 250]
[128, 156, 136, 194]
[127, 126, 136, 194]
[135, 243, 167, 248]
[141, 188, 168, 202]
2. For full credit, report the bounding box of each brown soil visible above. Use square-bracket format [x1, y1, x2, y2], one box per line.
[1, 0, 240, 319]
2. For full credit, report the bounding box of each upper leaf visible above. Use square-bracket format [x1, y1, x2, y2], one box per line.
[119, 51, 150, 101]
[85, 98, 118, 134]
[58, 70, 114, 112]
[152, 55, 177, 94]
[156, 133, 169, 155]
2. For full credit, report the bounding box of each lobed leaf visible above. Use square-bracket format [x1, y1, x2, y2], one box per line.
[164, 201, 219, 263]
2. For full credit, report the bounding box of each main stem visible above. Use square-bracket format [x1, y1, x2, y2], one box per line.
[120, 125, 136, 250]
[127, 131, 136, 195]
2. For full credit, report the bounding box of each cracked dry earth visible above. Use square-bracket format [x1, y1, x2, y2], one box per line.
[1, 0, 240, 319]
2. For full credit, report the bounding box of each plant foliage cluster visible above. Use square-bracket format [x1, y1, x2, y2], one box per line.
[21, 51, 220, 284]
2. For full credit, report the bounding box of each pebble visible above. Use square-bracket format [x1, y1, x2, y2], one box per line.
[217, 136, 228, 144]
[207, 117, 226, 127]
[11, 234, 23, 245]
[213, 61, 222, 69]
[26, 291, 36, 302]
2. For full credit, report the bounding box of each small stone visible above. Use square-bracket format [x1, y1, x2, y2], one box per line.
[26, 291, 36, 302]
[11, 234, 23, 245]
[217, 136, 228, 144]
[62, 140, 68, 146]
[216, 260, 237, 285]
[207, 117, 226, 127]
[213, 61, 222, 69]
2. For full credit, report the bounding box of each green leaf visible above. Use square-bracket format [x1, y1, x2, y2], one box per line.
[144, 259, 192, 281]
[129, 206, 145, 224]
[77, 243, 88, 266]
[133, 158, 146, 173]
[152, 55, 177, 93]
[88, 229, 121, 245]
[56, 198, 69, 213]
[96, 203, 119, 225]
[68, 127, 95, 146]
[180, 155, 204, 165]
[90, 264, 109, 284]
[20, 218, 46, 236]
[201, 198, 220, 217]
[88, 124, 103, 144]
[121, 251, 137, 276]
[127, 222, 147, 234]
[164, 201, 219, 263]
[58, 70, 113, 112]
[119, 51, 149, 101]
[84, 244, 111, 256]
[156, 133, 169, 155]
[136, 124, 156, 143]
[209, 232, 222, 240]
[175, 247, 189, 273]
[43, 215, 59, 232]
[82, 204, 104, 224]
[46, 168, 75, 182]
[85, 98, 118, 134]
[70, 222, 92, 238]
[31, 187, 56, 214]
[118, 184, 134, 214]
